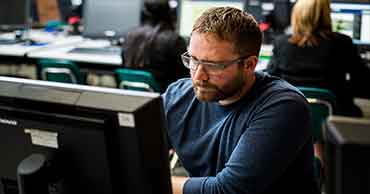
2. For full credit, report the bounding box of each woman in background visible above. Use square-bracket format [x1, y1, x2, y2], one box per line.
[266, 0, 370, 117]
[122, 0, 188, 92]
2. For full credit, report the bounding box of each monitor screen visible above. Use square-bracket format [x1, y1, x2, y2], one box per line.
[332, 0, 370, 3]
[0, 0, 30, 31]
[324, 116, 370, 194]
[178, 0, 244, 37]
[331, 2, 370, 45]
[0, 77, 172, 194]
[57, 0, 74, 22]
[82, 0, 142, 40]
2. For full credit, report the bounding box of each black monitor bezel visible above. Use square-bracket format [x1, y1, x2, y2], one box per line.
[0, 76, 172, 194]
[0, 0, 31, 31]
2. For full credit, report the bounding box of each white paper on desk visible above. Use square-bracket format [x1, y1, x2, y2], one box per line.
[78, 39, 111, 48]
[28, 30, 58, 43]
[0, 32, 15, 39]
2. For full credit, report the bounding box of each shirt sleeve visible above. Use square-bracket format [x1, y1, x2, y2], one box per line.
[183, 92, 312, 194]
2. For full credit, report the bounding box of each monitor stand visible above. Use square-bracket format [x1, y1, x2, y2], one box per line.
[19, 29, 40, 46]
[17, 154, 49, 194]
[103, 30, 121, 46]
[17, 154, 64, 194]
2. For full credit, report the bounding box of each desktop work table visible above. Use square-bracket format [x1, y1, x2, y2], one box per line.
[0, 30, 122, 74]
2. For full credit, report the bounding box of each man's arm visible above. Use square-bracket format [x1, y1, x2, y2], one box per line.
[172, 176, 189, 194]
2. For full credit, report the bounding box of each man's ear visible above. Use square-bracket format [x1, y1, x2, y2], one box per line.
[244, 55, 258, 70]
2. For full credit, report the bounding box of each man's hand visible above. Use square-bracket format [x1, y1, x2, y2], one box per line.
[172, 176, 189, 194]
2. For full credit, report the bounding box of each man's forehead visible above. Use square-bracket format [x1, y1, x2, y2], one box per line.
[189, 32, 238, 56]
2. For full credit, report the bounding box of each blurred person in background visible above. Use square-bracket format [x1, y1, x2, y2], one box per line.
[121, 0, 188, 92]
[266, 0, 370, 117]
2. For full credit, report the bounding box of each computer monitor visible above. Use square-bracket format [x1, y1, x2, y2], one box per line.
[177, 0, 245, 37]
[331, 2, 370, 45]
[0, 0, 31, 31]
[57, 0, 74, 22]
[324, 116, 370, 194]
[82, 0, 142, 41]
[332, 0, 370, 3]
[0, 76, 172, 194]
[270, 0, 294, 34]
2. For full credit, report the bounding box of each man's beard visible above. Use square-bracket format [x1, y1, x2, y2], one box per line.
[192, 72, 245, 102]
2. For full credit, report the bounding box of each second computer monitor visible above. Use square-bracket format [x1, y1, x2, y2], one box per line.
[0, 0, 30, 31]
[178, 0, 245, 37]
[82, 0, 142, 40]
[330, 2, 370, 45]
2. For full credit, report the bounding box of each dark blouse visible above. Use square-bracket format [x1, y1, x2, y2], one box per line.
[266, 32, 370, 117]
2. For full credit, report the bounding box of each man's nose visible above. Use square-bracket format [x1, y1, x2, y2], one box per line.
[192, 64, 209, 81]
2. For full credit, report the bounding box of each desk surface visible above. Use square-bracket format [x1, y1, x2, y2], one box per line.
[0, 43, 42, 57]
[1, 31, 270, 66]
[326, 115, 370, 144]
[0, 34, 270, 71]
[27, 39, 122, 65]
[0, 30, 83, 57]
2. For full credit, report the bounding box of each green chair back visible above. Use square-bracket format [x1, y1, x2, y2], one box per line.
[114, 68, 160, 92]
[297, 86, 337, 141]
[297, 86, 337, 191]
[37, 59, 85, 84]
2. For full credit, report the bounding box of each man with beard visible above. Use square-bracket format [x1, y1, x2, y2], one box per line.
[162, 7, 319, 194]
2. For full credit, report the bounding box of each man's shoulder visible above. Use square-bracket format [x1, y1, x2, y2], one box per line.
[254, 72, 305, 101]
[166, 78, 192, 92]
[247, 73, 309, 122]
[162, 78, 193, 100]
[161, 78, 195, 114]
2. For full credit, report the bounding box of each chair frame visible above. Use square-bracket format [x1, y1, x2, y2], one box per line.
[306, 98, 333, 115]
[119, 80, 154, 92]
[41, 67, 78, 84]
[115, 68, 160, 92]
[297, 86, 337, 190]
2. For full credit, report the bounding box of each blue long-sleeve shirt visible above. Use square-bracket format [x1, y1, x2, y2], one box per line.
[162, 72, 319, 194]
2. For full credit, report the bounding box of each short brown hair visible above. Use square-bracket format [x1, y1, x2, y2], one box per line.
[289, 0, 333, 47]
[192, 7, 262, 56]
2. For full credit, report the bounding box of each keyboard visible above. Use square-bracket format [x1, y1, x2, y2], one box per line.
[68, 46, 122, 56]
